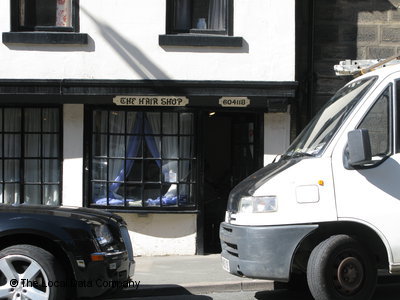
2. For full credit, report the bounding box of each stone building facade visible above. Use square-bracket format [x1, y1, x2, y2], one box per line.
[296, 0, 400, 128]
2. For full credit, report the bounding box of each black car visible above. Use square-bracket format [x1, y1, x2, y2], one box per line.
[0, 204, 135, 300]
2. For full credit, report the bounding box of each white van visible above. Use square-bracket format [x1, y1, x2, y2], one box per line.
[220, 61, 400, 300]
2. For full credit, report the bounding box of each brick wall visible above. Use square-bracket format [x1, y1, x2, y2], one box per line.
[311, 0, 400, 113]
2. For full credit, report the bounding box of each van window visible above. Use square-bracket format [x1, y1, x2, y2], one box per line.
[284, 76, 377, 158]
[358, 85, 392, 159]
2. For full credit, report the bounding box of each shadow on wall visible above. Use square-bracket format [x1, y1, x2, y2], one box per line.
[310, 0, 398, 114]
[81, 6, 170, 80]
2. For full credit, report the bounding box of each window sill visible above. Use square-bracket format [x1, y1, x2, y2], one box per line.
[159, 34, 243, 47]
[2, 32, 89, 45]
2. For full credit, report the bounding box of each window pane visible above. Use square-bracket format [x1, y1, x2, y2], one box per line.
[144, 136, 161, 158]
[109, 159, 125, 182]
[4, 160, 20, 182]
[126, 184, 142, 205]
[92, 159, 107, 181]
[109, 135, 125, 157]
[24, 185, 41, 204]
[179, 184, 194, 206]
[92, 183, 107, 205]
[180, 136, 194, 158]
[162, 137, 178, 158]
[93, 111, 108, 133]
[110, 111, 125, 133]
[4, 184, 20, 204]
[24, 108, 41, 132]
[20, 0, 72, 27]
[192, 0, 210, 28]
[44, 185, 60, 205]
[43, 134, 58, 157]
[146, 112, 161, 134]
[4, 109, 21, 132]
[108, 183, 124, 206]
[358, 87, 390, 157]
[126, 136, 142, 158]
[125, 160, 142, 182]
[180, 113, 193, 134]
[162, 160, 178, 183]
[25, 134, 41, 157]
[42, 108, 59, 132]
[163, 113, 178, 134]
[179, 160, 195, 182]
[144, 160, 160, 182]
[174, 0, 191, 31]
[92, 134, 107, 157]
[43, 159, 59, 183]
[162, 184, 178, 206]
[127, 112, 139, 134]
[144, 184, 161, 206]
[4, 135, 21, 158]
[25, 159, 41, 183]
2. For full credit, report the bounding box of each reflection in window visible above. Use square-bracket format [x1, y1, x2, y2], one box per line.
[91, 111, 196, 209]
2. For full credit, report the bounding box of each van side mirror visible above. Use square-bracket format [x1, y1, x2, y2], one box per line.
[347, 129, 372, 167]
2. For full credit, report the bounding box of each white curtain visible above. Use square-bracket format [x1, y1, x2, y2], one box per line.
[174, 0, 191, 31]
[208, 0, 227, 30]
[56, 0, 72, 27]
[108, 111, 136, 197]
[3, 109, 21, 204]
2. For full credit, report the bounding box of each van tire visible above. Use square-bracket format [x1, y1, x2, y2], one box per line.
[306, 235, 376, 300]
[0, 244, 66, 300]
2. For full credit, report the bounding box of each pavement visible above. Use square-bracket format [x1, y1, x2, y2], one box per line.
[107, 254, 274, 299]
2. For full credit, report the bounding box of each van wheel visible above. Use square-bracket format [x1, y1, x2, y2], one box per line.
[0, 244, 66, 300]
[307, 235, 376, 300]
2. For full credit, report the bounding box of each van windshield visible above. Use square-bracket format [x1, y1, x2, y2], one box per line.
[283, 76, 377, 158]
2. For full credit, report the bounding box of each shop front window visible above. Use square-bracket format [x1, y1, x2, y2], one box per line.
[90, 110, 197, 210]
[0, 107, 61, 205]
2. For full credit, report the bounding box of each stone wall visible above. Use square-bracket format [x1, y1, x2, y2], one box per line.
[311, 0, 400, 113]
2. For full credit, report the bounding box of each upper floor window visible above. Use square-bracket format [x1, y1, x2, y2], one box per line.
[167, 0, 233, 35]
[12, 0, 79, 32]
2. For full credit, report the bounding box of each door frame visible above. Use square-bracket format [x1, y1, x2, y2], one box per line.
[196, 109, 264, 254]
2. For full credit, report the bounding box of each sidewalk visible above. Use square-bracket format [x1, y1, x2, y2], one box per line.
[108, 254, 274, 299]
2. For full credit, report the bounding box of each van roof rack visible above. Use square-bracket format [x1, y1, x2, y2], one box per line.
[334, 54, 400, 77]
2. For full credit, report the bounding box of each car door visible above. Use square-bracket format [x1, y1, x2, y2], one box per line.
[332, 79, 400, 266]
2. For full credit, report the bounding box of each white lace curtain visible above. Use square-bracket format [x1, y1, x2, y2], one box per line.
[56, 0, 72, 27]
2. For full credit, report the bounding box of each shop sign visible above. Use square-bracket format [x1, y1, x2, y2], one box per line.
[113, 96, 189, 107]
[219, 97, 250, 107]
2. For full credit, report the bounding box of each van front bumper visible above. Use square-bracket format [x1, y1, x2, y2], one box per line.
[220, 222, 318, 282]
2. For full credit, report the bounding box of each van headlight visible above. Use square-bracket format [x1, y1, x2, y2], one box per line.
[238, 196, 277, 213]
[93, 224, 114, 246]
